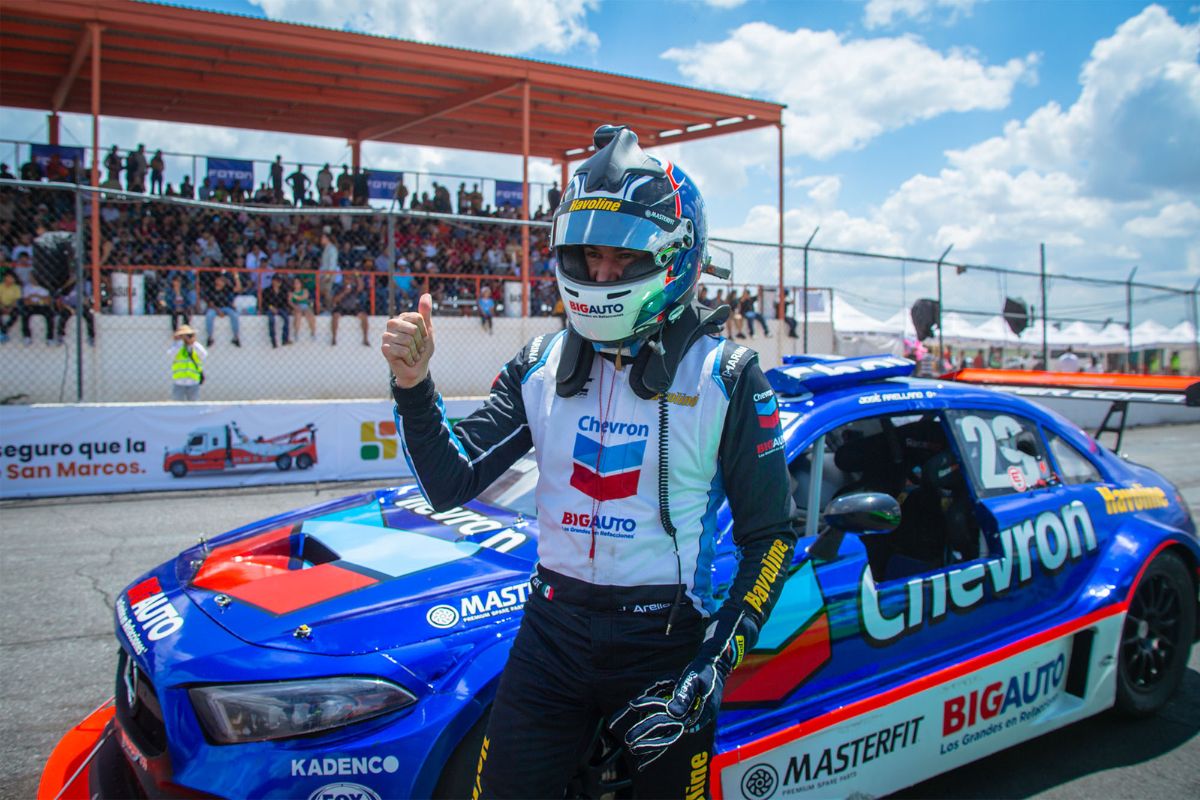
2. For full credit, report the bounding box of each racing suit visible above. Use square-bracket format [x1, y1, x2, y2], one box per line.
[391, 328, 797, 798]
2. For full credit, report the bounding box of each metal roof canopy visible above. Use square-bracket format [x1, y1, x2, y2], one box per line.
[0, 0, 784, 161]
[0, 0, 787, 316]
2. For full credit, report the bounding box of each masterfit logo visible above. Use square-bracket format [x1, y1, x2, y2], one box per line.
[570, 417, 649, 501]
[781, 717, 924, 787]
[741, 763, 779, 799]
[360, 421, 397, 460]
[426, 582, 531, 628]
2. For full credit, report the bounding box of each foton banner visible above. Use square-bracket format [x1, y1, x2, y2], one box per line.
[31, 144, 86, 172]
[367, 170, 404, 200]
[206, 157, 254, 191]
[0, 399, 483, 499]
[494, 180, 523, 209]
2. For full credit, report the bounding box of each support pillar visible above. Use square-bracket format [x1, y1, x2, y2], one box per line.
[350, 139, 361, 173]
[521, 80, 531, 317]
[89, 23, 102, 313]
[777, 122, 785, 325]
[49, 113, 60, 146]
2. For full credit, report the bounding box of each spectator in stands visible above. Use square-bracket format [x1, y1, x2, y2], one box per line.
[262, 274, 291, 348]
[394, 177, 409, 209]
[104, 146, 122, 185]
[271, 156, 284, 202]
[477, 284, 495, 334]
[547, 180, 561, 211]
[331, 272, 369, 346]
[203, 273, 241, 347]
[20, 277, 55, 345]
[287, 165, 310, 207]
[290, 275, 316, 341]
[150, 150, 165, 194]
[53, 275, 95, 346]
[46, 153, 70, 183]
[0, 163, 13, 180]
[162, 273, 196, 334]
[246, 242, 272, 292]
[352, 168, 369, 206]
[727, 289, 745, 339]
[0, 270, 20, 343]
[127, 145, 148, 192]
[199, 177, 212, 202]
[457, 182, 468, 214]
[169, 323, 205, 401]
[740, 287, 769, 337]
[20, 157, 43, 182]
[337, 165, 352, 196]
[318, 231, 340, 310]
[316, 163, 333, 199]
[775, 296, 798, 338]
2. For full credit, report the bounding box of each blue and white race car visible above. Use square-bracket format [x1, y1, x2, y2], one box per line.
[41, 355, 1199, 800]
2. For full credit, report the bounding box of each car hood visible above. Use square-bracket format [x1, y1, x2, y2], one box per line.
[177, 485, 539, 656]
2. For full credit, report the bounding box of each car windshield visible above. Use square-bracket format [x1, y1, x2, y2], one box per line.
[475, 454, 539, 517]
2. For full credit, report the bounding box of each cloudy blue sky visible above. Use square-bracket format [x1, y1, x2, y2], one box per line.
[3, 0, 1198, 325]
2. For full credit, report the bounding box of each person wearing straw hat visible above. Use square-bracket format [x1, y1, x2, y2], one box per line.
[170, 324, 207, 401]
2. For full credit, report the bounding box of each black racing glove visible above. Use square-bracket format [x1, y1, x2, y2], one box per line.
[612, 607, 758, 770]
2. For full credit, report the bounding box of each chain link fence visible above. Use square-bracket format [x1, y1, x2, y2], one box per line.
[1, 179, 1196, 404]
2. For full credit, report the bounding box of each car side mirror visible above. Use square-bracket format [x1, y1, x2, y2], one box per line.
[807, 493, 901, 562]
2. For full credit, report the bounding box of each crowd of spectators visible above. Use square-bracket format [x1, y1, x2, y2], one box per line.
[0, 174, 562, 348]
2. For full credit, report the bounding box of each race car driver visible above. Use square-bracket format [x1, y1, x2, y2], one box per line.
[381, 125, 797, 798]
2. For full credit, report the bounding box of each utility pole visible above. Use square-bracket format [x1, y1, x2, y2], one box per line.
[935, 244, 953, 361]
[1125, 266, 1138, 372]
[802, 226, 818, 351]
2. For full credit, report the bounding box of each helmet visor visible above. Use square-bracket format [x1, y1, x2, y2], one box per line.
[551, 200, 687, 255]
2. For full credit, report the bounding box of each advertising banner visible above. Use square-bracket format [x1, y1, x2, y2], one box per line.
[0, 399, 483, 499]
[31, 144, 86, 172]
[494, 180, 523, 209]
[367, 170, 404, 200]
[206, 157, 254, 191]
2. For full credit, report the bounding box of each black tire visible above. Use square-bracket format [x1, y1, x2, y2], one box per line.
[296, 453, 313, 470]
[432, 712, 488, 800]
[1115, 549, 1195, 717]
[169, 461, 187, 478]
[275, 454, 292, 471]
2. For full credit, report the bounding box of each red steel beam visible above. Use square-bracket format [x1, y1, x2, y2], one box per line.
[357, 78, 523, 142]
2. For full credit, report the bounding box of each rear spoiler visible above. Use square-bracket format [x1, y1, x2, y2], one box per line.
[942, 369, 1200, 449]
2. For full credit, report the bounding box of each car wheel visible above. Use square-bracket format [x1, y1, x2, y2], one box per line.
[432, 712, 488, 800]
[296, 453, 313, 470]
[169, 461, 187, 478]
[1115, 550, 1195, 717]
[275, 454, 292, 471]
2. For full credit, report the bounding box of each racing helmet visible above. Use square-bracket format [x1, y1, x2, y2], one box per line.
[553, 125, 707, 346]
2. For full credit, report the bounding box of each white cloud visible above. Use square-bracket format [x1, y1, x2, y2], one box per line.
[792, 175, 843, 207]
[1124, 201, 1200, 238]
[662, 22, 1037, 159]
[947, 5, 1200, 199]
[863, 0, 979, 30]
[249, 0, 599, 54]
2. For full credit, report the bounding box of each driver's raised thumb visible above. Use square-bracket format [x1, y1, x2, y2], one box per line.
[418, 293, 434, 337]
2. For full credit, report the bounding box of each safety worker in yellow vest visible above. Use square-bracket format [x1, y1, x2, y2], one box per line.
[170, 323, 207, 401]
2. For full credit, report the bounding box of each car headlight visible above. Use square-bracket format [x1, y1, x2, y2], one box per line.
[189, 677, 416, 744]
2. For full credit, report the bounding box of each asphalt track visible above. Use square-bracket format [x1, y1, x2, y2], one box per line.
[2, 423, 1198, 800]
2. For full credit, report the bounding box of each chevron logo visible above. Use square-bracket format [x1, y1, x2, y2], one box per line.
[569, 432, 646, 501]
[755, 395, 780, 429]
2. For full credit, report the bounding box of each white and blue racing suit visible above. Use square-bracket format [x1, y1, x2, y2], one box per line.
[391, 328, 797, 798]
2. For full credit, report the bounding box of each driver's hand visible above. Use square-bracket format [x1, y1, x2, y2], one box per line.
[382, 293, 435, 389]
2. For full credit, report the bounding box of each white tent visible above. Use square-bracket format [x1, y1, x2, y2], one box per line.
[831, 300, 894, 334]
